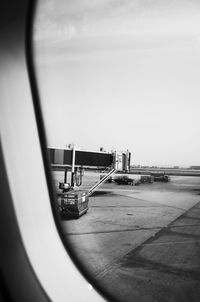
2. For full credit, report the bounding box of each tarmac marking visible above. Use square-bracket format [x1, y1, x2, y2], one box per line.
[91, 205, 165, 208]
[120, 254, 200, 281]
[179, 215, 200, 221]
[140, 239, 200, 246]
[66, 226, 162, 236]
[113, 194, 190, 211]
[65, 223, 200, 236]
[92, 194, 188, 211]
[158, 229, 200, 240]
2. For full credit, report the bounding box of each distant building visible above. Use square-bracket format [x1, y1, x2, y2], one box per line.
[190, 166, 200, 170]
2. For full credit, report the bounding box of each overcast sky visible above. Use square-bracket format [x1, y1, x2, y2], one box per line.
[34, 0, 200, 167]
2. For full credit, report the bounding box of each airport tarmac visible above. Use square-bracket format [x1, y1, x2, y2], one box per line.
[57, 174, 200, 302]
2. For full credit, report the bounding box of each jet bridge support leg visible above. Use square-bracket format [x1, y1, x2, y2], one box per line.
[70, 145, 76, 188]
[64, 168, 68, 184]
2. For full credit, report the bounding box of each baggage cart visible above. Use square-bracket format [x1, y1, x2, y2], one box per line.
[59, 190, 89, 219]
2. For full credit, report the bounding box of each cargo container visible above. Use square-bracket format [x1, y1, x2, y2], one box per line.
[59, 190, 89, 219]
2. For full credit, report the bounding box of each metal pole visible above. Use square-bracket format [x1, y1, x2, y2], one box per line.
[71, 145, 76, 187]
[64, 168, 67, 183]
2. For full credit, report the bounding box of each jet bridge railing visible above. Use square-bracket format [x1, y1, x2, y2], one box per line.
[88, 168, 116, 196]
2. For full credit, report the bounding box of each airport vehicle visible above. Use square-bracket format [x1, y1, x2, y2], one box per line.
[59, 190, 89, 219]
[140, 175, 154, 184]
[151, 173, 170, 182]
[114, 175, 134, 185]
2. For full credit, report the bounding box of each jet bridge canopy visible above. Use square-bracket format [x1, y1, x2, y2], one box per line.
[48, 148, 114, 168]
[48, 147, 131, 172]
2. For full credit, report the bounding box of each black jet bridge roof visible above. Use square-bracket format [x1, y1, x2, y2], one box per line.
[48, 148, 114, 168]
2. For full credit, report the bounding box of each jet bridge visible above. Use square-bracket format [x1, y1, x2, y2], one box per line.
[48, 146, 131, 218]
[48, 146, 131, 193]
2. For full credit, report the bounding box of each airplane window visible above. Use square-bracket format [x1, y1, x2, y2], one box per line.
[33, 1, 200, 301]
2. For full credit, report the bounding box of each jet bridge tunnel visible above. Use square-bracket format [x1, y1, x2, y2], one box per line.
[48, 146, 131, 193]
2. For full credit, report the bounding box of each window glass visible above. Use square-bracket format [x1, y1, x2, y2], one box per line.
[33, 1, 200, 301]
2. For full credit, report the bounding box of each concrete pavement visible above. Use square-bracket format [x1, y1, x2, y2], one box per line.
[97, 201, 200, 302]
[60, 176, 200, 301]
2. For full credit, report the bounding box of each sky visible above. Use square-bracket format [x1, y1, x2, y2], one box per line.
[33, 0, 200, 167]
